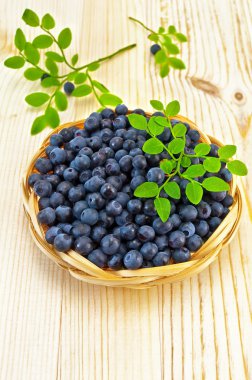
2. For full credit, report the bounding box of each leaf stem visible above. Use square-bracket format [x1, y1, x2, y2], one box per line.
[46, 77, 68, 110]
[129, 17, 155, 34]
[86, 71, 105, 107]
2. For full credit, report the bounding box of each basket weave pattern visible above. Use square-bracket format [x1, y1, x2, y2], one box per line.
[22, 115, 242, 289]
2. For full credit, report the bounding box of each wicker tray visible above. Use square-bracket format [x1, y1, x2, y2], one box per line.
[22, 114, 242, 289]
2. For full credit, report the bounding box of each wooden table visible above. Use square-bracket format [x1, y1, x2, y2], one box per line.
[0, 0, 251, 379]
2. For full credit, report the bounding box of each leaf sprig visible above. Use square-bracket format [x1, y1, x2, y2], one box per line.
[128, 99, 248, 222]
[4, 9, 136, 134]
[129, 17, 187, 77]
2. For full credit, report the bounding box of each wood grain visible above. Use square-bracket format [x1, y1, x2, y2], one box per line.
[0, 0, 251, 379]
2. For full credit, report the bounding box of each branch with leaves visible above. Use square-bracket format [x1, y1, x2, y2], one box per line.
[4, 9, 136, 134]
[129, 17, 187, 78]
[128, 100, 248, 222]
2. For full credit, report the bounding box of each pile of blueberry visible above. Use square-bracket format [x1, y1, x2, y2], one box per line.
[28, 104, 233, 270]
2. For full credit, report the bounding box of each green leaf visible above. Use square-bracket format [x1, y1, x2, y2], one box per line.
[4, 56, 25, 69]
[154, 116, 170, 127]
[45, 58, 58, 75]
[25, 92, 50, 107]
[31, 115, 47, 135]
[168, 138, 185, 154]
[92, 80, 109, 93]
[183, 164, 205, 178]
[168, 57, 186, 69]
[14, 28, 26, 51]
[128, 114, 147, 130]
[168, 25, 176, 34]
[71, 54, 78, 66]
[148, 117, 164, 136]
[158, 26, 165, 33]
[165, 100, 180, 116]
[33, 35, 53, 49]
[227, 160, 248, 176]
[55, 91, 68, 111]
[195, 143, 211, 156]
[24, 42, 40, 64]
[164, 182, 181, 199]
[155, 49, 167, 64]
[148, 33, 159, 42]
[87, 62, 100, 71]
[150, 100, 164, 111]
[218, 145, 237, 159]
[154, 198, 171, 222]
[22, 9, 39, 27]
[165, 43, 179, 55]
[143, 138, 164, 154]
[45, 51, 64, 62]
[160, 63, 170, 78]
[45, 107, 60, 128]
[24, 67, 43, 80]
[202, 177, 230, 191]
[181, 156, 191, 168]
[58, 28, 72, 49]
[67, 72, 77, 81]
[203, 157, 221, 173]
[134, 182, 159, 198]
[74, 73, 87, 84]
[175, 33, 187, 42]
[99, 93, 123, 106]
[72, 84, 92, 97]
[173, 123, 187, 137]
[185, 182, 203, 205]
[41, 77, 60, 87]
[41, 13, 55, 29]
[160, 159, 174, 174]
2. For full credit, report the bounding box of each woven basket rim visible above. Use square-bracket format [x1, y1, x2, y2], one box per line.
[22, 113, 243, 288]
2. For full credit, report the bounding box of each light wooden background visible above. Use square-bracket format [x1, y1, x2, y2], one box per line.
[0, 0, 252, 379]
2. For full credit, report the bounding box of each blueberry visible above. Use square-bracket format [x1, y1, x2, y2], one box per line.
[99, 183, 116, 200]
[155, 235, 169, 251]
[81, 208, 99, 225]
[123, 250, 143, 269]
[132, 155, 147, 170]
[179, 222, 195, 238]
[208, 217, 221, 231]
[74, 129, 88, 138]
[88, 249, 107, 268]
[143, 199, 157, 217]
[38, 197, 50, 210]
[142, 260, 154, 268]
[211, 202, 224, 217]
[105, 161, 120, 176]
[113, 116, 127, 130]
[147, 167, 165, 185]
[222, 207, 230, 217]
[92, 166, 106, 178]
[179, 205, 198, 222]
[130, 175, 146, 191]
[120, 222, 137, 240]
[222, 194, 233, 208]
[49, 148, 66, 165]
[119, 155, 132, 172]
[44, 174, 61, 188]
[115, 210, 133, 226]
[56, 181, 73, 196]
[72, 224, 91, 238]
[138, 225, 155, 242]
[125, 129, 137, 140]
[107, 254, 123, 270]
[127, 199, 142, 214]
[129, 148, 143, 157]
[34, 180, 52, 197]
[54, 164, 68, 177]
[188, 129, 200, 142]
[64, 82, 75, 95]
[91, 226, 107, 243]
[35, 158, 53, 174]
[152, 111, 164, 117]
[87, 136, 102, 150]
[168, 231, 186, 249]
[84, 116, 100, 132]
[37, 207, 56, 225]
[74, 236, 93, 255]
[132, 108, 146, 116]
[73, 201, 88, 219]
[41, 73, 50, 81]
[209, 143, 219, 157]
[100, 128, 114, 143]
[28, 173, 43, 187]
[99, 210, 114, 228]
[101, 118, 113, 129]
[123, 139, 136, 151]
[153, 218, 173, 234]
[135, 214, 152, 226]
[150, 44, 161, 55]
[84, 176, 105, 192]
[114, 192, 130, 207]
[116, 104, 128, 115]
[140, 242, 158, 260]
[50, 134, 64, 147]
[107, 176, 123, 191]
[172, 247, 191, 263]
[159, 128, 171, 143]
[74, 154, 91, 170]
[101, 234, 120, 255]
[49, 192, 65, 208]
[194, 220, 209, 237]
[169, 214, 181, 229]
[68, 184, 85, 202]
[186, 234, 203, 251]
[145, 154, 160, 167]
[197, 201, 211, 219]
[79, 170, 92, 183]
[109, 137, 123, 151]
[55, 205, 72, 222]
[86, 192, 105, 209]
[152, 250, 171, 266]
[101, 108, 115, 119]
[127, 239, 142, 250]
[45, 226, 62, 244]
[46, 145, 55, 156]
[69, 136, 86, 152]
[63, 167, 79, 182]
[60, 128, 74, 142]
[79, 147, 93, 157]
[210, 191, 227, 202]
[106, 200, 123, 216]
[89, 111, 102, 122]
[54, 234, 73, 252]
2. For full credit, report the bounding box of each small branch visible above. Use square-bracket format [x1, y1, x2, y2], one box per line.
[86, 71, 105, 107]
[129, 17, 155, 34]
